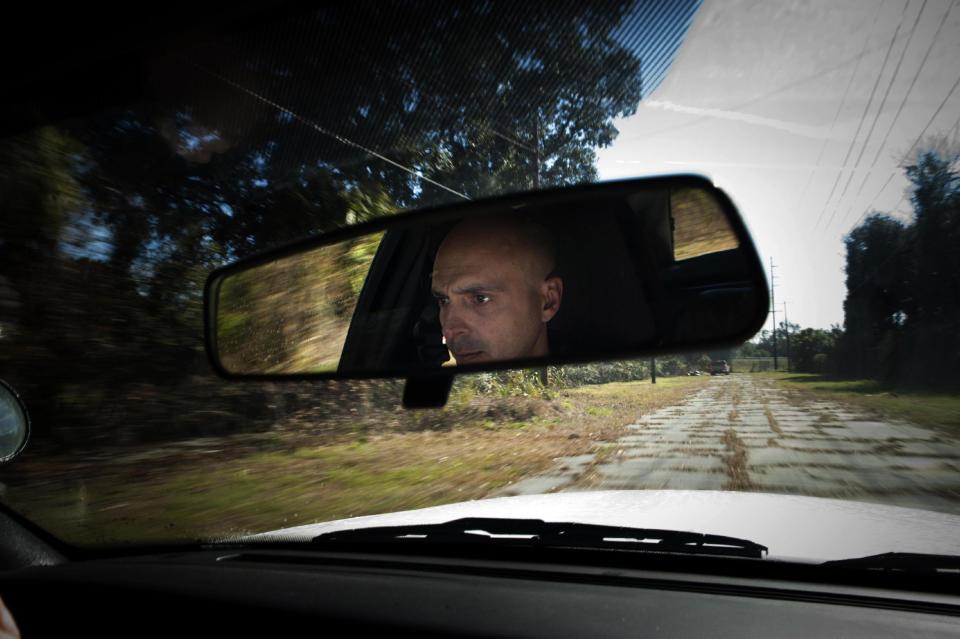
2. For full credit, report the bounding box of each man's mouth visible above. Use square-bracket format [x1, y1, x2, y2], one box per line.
[446, 336, 488, 364]
[452, 350, 485, 363]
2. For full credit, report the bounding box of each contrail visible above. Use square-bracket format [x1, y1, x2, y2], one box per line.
[642, 99, 840, 141]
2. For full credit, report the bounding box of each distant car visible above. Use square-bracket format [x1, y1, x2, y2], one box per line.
[710, 360, 731, 375]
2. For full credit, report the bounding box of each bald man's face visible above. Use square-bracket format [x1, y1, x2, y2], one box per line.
[431, 219, 562, 365]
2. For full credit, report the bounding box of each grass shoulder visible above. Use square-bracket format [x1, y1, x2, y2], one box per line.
[760, 372, 960, 435]
[7, 375, 710, 546]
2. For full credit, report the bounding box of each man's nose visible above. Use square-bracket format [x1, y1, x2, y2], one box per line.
[440, 304, 469, 342]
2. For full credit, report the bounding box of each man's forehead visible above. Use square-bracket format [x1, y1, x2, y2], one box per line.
[431, 256, 508, 287]
[435, 232, 519, 271]
[439, 230, 518, 258]
[432, 216, 552, 288]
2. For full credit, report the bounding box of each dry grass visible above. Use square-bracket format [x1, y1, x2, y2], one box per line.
[764, 405, 783, 435]
[5, 376, 710, 547]
[759, 372, 960, 436]
[721, 428, 754, 490]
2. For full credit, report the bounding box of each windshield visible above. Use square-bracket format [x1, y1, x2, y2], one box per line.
[1, 0, 958, 562]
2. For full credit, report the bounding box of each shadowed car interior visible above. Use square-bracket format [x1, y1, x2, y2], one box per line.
[1, 1, 959, 637]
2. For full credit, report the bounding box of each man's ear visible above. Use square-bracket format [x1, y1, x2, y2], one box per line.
[540, 276, 563, 322]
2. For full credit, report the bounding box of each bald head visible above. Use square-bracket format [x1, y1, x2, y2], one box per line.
[437, 216, 557, 283]
[431, 216, 563, 365]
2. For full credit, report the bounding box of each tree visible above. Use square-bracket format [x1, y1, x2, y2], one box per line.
[735, 340, 770, 358]
[0, 2, 648, 443]
[65, 0, 645, 320]
[744, 322, 797, 361]
[837, 213, 911, 381]
[837, 149, 960, 388]
[900, 151, 960, 385]
[790, 328, 841, 374]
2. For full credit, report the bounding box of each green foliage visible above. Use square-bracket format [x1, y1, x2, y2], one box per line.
[450, 358, 700, 401]
[466, 369, 555, 399]
[0, 2, 648, 445]
[346, 234, 385, 297]
[747, 149, 960, 388]
[217, 232, 386, 374]
[790, 327, 842, 374]
[558, 360, 649, 386]
[731, 147, 960, 389]
[743, 321, 799, 361]
[812, 353, 829, 373]
[735, 341, 770, 358]
[838, 150, 960, 388]
[771, 373, 960, 436]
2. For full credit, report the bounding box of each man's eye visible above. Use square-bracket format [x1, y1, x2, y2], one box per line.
[474, 294, 491, 304]
[435, 296, 449, 306]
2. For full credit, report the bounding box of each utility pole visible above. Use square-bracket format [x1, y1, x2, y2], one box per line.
[770, 258, 778, 371]
[783, 301, 791, 372]
[651, 357, 657, 384]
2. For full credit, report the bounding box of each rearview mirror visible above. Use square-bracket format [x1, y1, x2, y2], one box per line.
[205, 175, 768, 388]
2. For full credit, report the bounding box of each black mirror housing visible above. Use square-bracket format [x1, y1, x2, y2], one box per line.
[204, 175, 769, 397]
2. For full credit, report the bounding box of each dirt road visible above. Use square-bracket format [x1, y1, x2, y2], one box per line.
[499, 375, 960, 514]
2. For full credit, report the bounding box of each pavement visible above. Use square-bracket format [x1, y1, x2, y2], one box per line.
[497, 375, 960, 514]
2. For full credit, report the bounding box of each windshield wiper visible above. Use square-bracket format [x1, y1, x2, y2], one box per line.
[822, 553, 960, 576]
[311, 518, 768, 559]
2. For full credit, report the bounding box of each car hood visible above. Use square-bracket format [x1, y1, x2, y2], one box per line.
[246, 490, 960, 562]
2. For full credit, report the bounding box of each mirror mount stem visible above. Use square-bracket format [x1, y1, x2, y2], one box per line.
[403, 372, 455, 409]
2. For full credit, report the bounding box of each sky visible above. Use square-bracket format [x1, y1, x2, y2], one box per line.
[597, 0, 960, 330]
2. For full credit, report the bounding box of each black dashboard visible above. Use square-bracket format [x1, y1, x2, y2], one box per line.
[3, 547, 959, 637]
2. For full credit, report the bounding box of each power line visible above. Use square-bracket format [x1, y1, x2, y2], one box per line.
[808, 1, 886, 228]
[833, 0, 929, 211]
[631, 27, 906, 143]
[843, 74, 960, 232]
[819, 0, 910, 231]
[951, 114, 960, 139]
[839, 0, 927, 201]
[845, 128, 960, 293]
[486, 127, 537, 154]
[836, 114, 960, 301]
[187, 61, 472, 201]
[853, 0, 955, 202]
[896, 74, 960, 162]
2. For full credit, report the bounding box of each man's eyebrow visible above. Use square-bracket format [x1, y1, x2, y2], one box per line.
[431, 284, 503, 296]
[453, 284, 503, 294]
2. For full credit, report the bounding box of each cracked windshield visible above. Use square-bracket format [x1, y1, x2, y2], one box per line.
[1, 0, 959, 553]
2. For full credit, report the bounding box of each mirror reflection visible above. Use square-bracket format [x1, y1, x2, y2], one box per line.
[214, 182, 758, 376]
